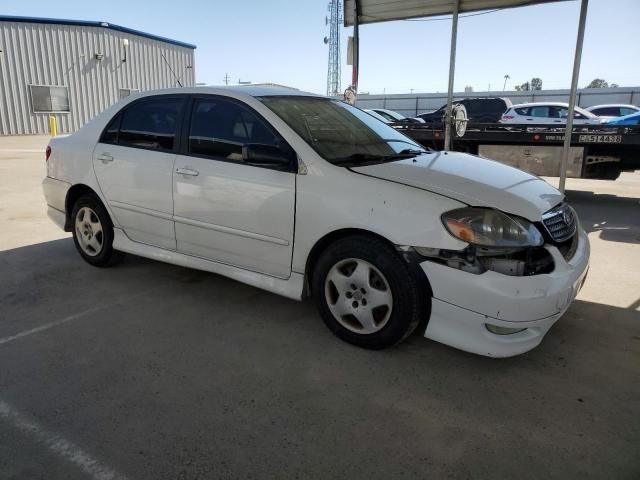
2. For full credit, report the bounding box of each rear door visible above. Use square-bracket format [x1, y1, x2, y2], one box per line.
[93, 95, 185, 250]
[173, 95, 296, 278]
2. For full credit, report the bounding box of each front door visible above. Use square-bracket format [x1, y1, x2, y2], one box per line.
[173, 96, 296, 279]
[93, 96, 185, 250]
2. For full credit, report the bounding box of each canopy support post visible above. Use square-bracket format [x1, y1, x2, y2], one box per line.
[443, 0, 460, 151]
[352, 0, 360, 93]
[559, 0, 589, 193]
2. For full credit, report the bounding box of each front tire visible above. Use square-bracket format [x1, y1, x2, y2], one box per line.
[71, 194, 121, 267]
[311, 235, 424, 349]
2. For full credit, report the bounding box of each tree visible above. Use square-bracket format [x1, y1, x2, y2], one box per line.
[586, 78, 608, 88]
[530, 77, 543, 90]
[513, 78, 542, 91]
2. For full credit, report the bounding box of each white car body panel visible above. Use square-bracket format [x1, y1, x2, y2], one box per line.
[173, 154, 295, 278]
[42, 86, 590, 357]
[501, 102, 600, 125]
[585, 104, 640, 120]
[352, 152, 563, 221]
[93, 142, 177, 250]
[424, 228, 589, 357]
[112, 228, 304, 301]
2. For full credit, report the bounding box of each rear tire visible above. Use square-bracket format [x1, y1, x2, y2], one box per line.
[71, 194, 122, 267]
[311, 235, 424, 349]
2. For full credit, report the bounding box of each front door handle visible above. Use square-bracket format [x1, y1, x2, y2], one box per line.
[176, 167, 199, 177]
[97, 153, 114, 163]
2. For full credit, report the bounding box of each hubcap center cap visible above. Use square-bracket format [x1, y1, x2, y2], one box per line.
[353, 291, 363, 301]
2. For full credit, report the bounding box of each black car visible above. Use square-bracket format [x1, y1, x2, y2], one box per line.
[417, 98, 512, 124]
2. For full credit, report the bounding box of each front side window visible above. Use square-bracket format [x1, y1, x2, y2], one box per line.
[620, 107, 636, 116]
[118, 98, 182, 151]
[188, 98, 282, 162]
[260, 97, 424, 165]
[30, 85, 70, 113]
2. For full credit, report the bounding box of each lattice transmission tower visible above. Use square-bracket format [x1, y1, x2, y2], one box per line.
[325, 0, 342, 96]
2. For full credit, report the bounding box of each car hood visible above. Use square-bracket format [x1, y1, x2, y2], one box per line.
[351, 151, 564, 221]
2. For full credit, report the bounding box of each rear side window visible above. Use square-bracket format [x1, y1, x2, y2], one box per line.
[102, 97, 183, 151]
[529, 106, 550, 118]
[620, 107, 636, 116]
[515, 107, 530, 115]
[188, 97, 281, 162]
[101, 114, 121, 144]
[592, 106, 620, 117]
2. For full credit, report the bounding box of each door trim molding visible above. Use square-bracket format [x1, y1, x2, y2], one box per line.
[173, 215, 290, 246]
[110, 201, 174, 220]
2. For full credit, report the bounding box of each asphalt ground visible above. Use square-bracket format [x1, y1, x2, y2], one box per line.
[1, 135, 639, 479]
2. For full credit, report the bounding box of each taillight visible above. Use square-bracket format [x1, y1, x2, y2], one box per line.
[45, 146, 51, 162]
[502, 115, 514, 120]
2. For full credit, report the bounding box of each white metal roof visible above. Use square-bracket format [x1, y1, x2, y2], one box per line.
[344, 0, 569, 26]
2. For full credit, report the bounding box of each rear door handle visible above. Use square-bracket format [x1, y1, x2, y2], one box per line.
[176, 167, 199, 177]
[97, 153, 114, 163]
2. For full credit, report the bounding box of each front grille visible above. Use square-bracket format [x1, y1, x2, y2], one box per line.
[542, 203, 577, 242]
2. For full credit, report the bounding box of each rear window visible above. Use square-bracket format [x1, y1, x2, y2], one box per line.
[100, 97, 184, 152]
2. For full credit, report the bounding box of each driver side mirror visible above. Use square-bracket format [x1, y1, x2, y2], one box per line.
[242, 144, 293, 171]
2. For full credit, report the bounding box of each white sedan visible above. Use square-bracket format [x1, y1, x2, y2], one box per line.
[42, 87, 589, 357]
[501, 102, 600, 125]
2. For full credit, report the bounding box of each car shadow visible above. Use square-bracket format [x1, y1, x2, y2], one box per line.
[564, 189, 640, 244]
[1, 238, 639, 478]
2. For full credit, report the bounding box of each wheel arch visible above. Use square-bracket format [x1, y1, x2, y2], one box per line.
[64, 184, 102, 231]
[303, 228, 432, 297]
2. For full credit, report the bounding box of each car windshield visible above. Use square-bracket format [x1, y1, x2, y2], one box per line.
[259, 96, 426, 166]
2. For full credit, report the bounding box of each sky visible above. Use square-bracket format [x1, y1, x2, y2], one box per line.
[3, 0, 639, 95]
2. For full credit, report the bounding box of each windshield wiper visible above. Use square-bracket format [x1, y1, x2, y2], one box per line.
[333, 149, 427, 166]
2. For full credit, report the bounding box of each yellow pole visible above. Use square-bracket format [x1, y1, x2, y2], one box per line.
[49, 115, 57, 137]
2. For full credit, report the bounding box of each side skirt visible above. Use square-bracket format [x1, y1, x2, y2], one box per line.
[112, 228, 304, 301]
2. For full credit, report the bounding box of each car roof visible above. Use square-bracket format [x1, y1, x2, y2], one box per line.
[128, 85, 323, 100]
[586, 104, 638, 110]
[511, 102, 572, 108]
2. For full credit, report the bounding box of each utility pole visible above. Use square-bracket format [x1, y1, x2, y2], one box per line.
[223, 73, 230, 85]
[325, 0, 342, 96]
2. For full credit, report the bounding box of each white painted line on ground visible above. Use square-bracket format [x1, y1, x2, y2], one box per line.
[0, 399, 129, 480]
[0, 289, 155, 347]
[0, 304, 108, 346]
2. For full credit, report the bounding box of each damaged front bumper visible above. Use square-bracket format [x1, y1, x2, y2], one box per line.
[419, 228, 590, 357]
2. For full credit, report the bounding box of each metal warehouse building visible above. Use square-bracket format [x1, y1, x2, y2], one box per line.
[0, 15, 196, 135]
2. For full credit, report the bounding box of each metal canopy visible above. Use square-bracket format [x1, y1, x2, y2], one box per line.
[344, 0, 567, 26]
[344, 0, 584, 193]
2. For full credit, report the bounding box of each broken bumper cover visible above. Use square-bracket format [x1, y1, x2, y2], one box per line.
[420, 228, 590, 357]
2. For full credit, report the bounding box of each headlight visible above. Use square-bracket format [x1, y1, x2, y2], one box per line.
[441, 207, 544, 247]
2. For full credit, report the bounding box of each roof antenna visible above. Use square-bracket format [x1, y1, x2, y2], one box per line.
[161, 53, 183, 87]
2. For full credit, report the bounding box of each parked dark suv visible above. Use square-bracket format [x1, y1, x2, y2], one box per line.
[417, 98, 512, 124]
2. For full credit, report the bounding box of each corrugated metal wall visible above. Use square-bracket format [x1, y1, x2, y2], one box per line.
[0, 21, 195, 135]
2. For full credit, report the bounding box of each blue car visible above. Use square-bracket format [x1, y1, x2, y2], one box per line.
[605, 111, 640, 125]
